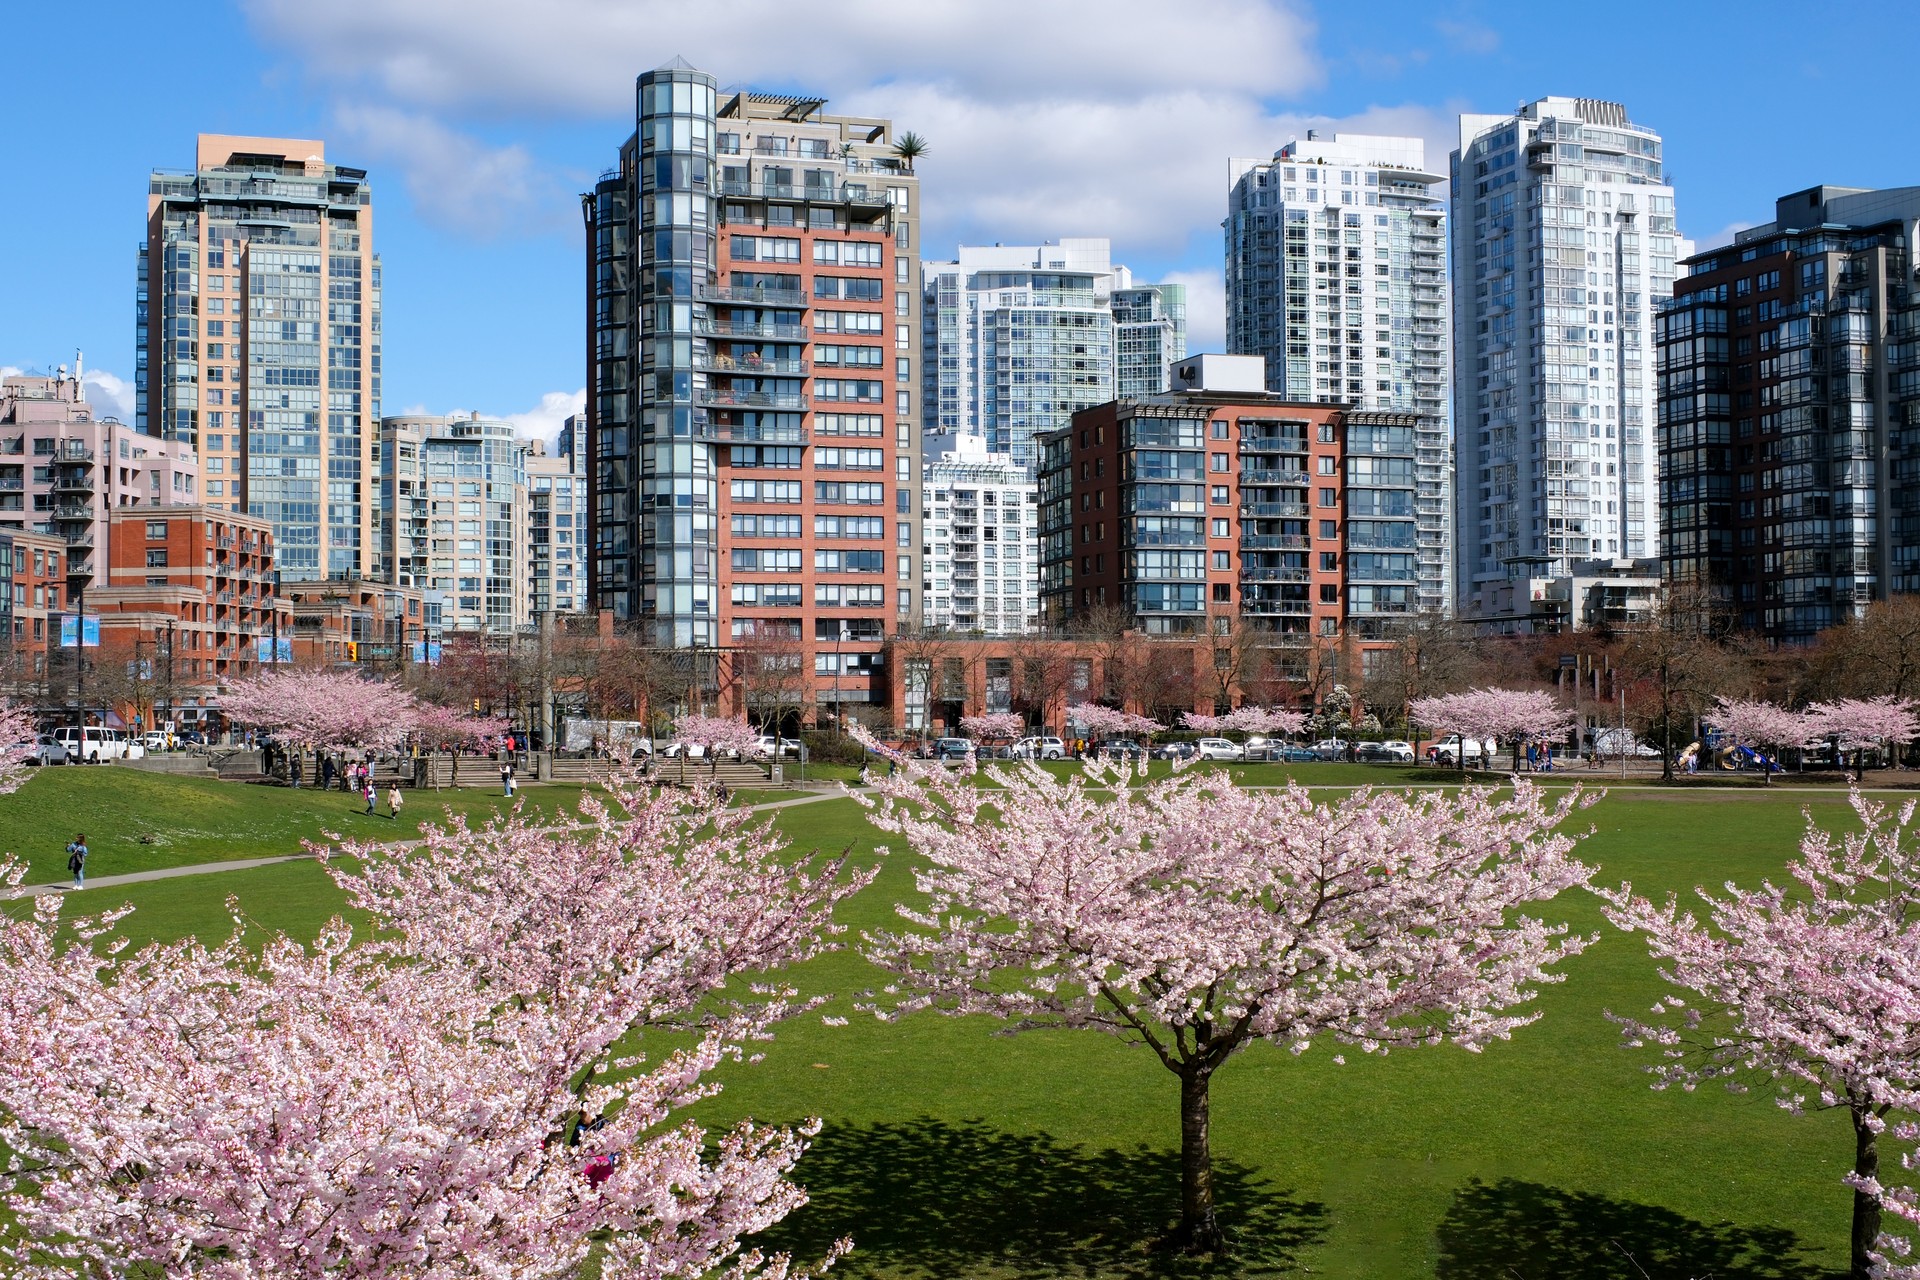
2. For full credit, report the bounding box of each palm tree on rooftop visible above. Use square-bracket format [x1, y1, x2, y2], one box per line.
[893, 131, 929, 171]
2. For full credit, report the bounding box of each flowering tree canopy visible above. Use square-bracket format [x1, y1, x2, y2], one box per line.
[1806, 698, 1920, 782]
[0, 699, 39, 795]
[0, 776, 873, 1280]
[1067, 702, 1163, 739]
[1222, 706, 1307, 736]
[220, 669, 421, 754]
[670, 712, 761, 758]
[408, 701, 513, 750]
[851, 732, 1594, 1252]
[960, 712, 1025, 741]
[1600, 792, 1920, 1279]
[1703, 697, 1809, 784]
[1411, 687, 1574, 770]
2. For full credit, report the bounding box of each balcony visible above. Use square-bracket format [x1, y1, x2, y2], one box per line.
[1241, 534, 1311, 550]
[693, 388, 809, 411]
[55, 442, 95, 463]
[1241, 565, 1311, 583]
[697, 285, 810, 310]
[1240, 468, 1310, 487]
[0, 476, 22, 491]
[52, 503, 90, 522]
[716, 178, 889, 207]
[695, 421, 810, 445]
[52, 470, 95, 495]
[1241, 501, 1309, 518]
[695, 319, 809, 341]
[693, 354, 808, 375]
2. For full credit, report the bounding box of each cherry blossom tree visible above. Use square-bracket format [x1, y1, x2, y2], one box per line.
[1702, 697, 1809, 785]
[1067, 702, 1163, 740]
[851, 732, 1594, 1252]
[671, 712, 760, 757]
[1410, 687, 1574, 773]
[1807, 696, 1920, 781]
[408, 701, 512, 752]
[1180, 711, 1228, 734]
[1600, 791, 1920, 1279]
[0, 699, 39, 795]
[221, 669, 421, 784]
[960, 711, 1025, 742]
[1221, 705, 1307, 737]
[0, 776, 873, 1280]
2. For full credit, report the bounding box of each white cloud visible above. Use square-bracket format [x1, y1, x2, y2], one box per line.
[331, 105, 558, 237]
[505, 389, 585, 445]
[1162, 269, 1228, 355]
[244, 0, 1324, 117]
[82, 369, 136, 423]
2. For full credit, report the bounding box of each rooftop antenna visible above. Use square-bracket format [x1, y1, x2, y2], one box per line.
[74, 349, 83, 386]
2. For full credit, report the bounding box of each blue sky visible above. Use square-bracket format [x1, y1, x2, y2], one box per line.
[4, 0, 1916, 440]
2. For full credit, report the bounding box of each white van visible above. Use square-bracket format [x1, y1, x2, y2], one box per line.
[52, 727, 145, 763]
[1431, 734, 1495, 765]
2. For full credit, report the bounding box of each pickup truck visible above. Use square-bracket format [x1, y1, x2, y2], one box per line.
[1431, 734, 1496, 765]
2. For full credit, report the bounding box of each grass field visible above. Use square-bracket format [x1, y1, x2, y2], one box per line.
[0, 765, 584, 883]
[5, 772, 1890, 1278]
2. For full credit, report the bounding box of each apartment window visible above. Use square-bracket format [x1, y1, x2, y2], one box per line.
[1320, 552, 1338, 571]
[1210, 486, 1229, 505]
[1210, 420, 1229, 440]
[1211, 551, 1230, 570]
[1319, 520, 1338, 539]
[1211, 518, 1230, 538]
[1317, 456, 1337, 475]
[1318, 488, 1337, 507]
[1211, 583, 1232, 602]
[145, 521, 167, 540]
[145, 550, 168, 568]
[1209, 453, 1229, 472]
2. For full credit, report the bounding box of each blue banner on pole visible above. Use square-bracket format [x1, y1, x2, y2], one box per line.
[60, 616, 99, 648]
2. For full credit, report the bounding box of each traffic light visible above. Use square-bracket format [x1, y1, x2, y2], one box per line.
[347, 641, 358, 662]
[471, 698, 482, 713]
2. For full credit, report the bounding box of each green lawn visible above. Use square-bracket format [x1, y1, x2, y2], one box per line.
[13, 778, 1886, 1278]
[0, 765, 585, 883]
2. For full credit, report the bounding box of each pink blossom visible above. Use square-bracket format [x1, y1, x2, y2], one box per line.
[1601, 791, 1920, 1277]
[1222, 705, 1306, 737]
[220, 669, 420, 753]
[1410, 687, 1573, 765]
[1067, 702, 1163, 739]
[960, 712, 1026, 742]
[409, 702, 512, 750]
[0, 700, 39, 795]
[1806, 697, 1920, 754]
[0, 776, 870, 1280]
[850, 725, 1594, 1250]
[670, 713, 760, 757]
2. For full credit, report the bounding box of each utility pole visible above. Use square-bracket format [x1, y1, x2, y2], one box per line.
[72, 579, 86, 743]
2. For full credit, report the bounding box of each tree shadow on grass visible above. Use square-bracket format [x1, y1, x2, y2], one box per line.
[759, 1116, 1327, 1278]
[1435, 1177, 1843, 1280]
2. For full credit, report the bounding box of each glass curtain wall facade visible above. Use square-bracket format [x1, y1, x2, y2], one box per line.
[377, 414, 528, 633]
[1657, 185, 1920, 642]
[1451, 99, 1680, 623]
[1225, 133, 1449, 615]
[141, 135, 379, 582]
[1112, 283, 1188, 398]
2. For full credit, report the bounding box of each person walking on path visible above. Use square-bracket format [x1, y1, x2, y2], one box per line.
[388, 784, 404, 821]
[65, 833, 88, 890]
[501, 760, 515, 798]
[362, 778, 377, 816]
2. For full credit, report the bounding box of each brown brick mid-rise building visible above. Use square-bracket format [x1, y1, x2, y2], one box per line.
[1039, 356, 1421, 695]
[1, 528, 69, 695]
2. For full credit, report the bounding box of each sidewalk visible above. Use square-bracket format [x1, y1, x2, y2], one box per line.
[18, 789, 857, 899]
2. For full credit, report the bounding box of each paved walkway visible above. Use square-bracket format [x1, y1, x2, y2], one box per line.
[18, 788, 860, 899]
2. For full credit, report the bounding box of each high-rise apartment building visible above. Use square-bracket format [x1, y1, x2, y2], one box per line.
[376, 414, 527, 634]
[1112, 282, 1189, 399]
[1226, 134, 1450, 616]
[1657, 185, 1920, 642]
[1450, 98, 1682, 624]
[141, 135, 381, 582]
[585, 59, 922, 715]
[1, 369, 200, 593]
[1038, 355, 1423, 658]
[920, 433, 1040, 633]
[922, 239, 1122, 469]
[522, 437, 586, 617]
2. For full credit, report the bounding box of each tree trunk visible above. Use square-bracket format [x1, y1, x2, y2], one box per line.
[1853, 1105, 1881, 1280]
[1171, 1068, 1224, 1253]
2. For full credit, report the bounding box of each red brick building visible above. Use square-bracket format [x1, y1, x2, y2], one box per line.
[2, 528, 69, 694]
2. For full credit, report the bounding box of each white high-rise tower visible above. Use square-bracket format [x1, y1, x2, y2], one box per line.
[1450, 97, 1685, 624]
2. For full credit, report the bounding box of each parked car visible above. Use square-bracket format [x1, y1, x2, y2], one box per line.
[1010, 735, 1067, 760]
[1194, 737, 1245, 761]
[751, 734, 802, 757]
[1097, 739, 1146, 760]
[1356, 740, 1416, 763]
[1155, 740, 1198, 761]
[660, 741, 741, 760]
[139, 730, 174, 752]
[52, 727, 143, 763]
[1589, 729, 1661, 758]
[1274, 744, 1319, 762]
[9, 735, 68, 766]
[1309, 738, 1350, 761]
[932, 736, 975, 761]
